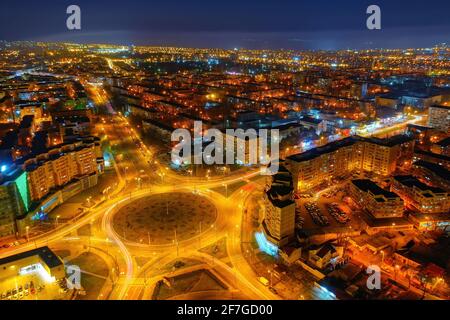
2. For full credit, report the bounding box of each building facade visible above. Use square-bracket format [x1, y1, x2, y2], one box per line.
[391, 175, 449, 214]
[286, 135, 414, 192]
[24, 141, 99, 202]
[349, 179, 404, 219]
[428, 105, 450, 133]
[262, 180, 296, 247]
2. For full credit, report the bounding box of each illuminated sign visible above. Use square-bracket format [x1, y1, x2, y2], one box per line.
[19, 263, 55, 283]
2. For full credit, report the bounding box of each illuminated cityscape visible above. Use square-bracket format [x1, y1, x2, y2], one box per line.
[0, 1, 449, 306]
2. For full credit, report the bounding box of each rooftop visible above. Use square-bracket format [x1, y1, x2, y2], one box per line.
[351, 179, 400, 200]
[365, 134, 413, 147]
[413, 160, 450, 181]
[430, 104, 450, 111]
[0, 246, 63, 269]
[437, 136, 450, 148]
[393, 175, 445, 194]
[414, 148, 450, 162]
[299, 116, 323, 125]
[287, 136, 360, 162]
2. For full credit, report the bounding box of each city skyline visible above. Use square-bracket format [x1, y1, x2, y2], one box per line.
[0, 1, 449, 308]
[0, 0, 450, 50]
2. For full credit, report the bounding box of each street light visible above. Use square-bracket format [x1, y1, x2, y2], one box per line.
[222, 183, 228, 198]
[268, 269, 273, 287]
[86, 196, 92, 207]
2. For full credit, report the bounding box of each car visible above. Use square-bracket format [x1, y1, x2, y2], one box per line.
[269, 287, 278, 294]
[2, 244, 10, 248]
[258, 277, 270, 286]
[1, 292, 6, 300]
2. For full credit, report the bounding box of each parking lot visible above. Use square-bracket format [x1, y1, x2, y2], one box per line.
[295, 184, 366, 232]
[0, 269, 70, 300]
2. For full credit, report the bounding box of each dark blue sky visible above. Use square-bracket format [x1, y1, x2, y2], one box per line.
[0, 0, 449, 50]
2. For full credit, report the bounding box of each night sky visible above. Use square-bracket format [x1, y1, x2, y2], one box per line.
[0, 0, 449, 50]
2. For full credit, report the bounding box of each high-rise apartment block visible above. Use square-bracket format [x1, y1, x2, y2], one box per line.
[428, 105, 450, 133]
[286, 135, 414, 192]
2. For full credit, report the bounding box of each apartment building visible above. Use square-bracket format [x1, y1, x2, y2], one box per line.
[349, 179, 404, 219]
[286, 135, 414, 192]
[0, 170, 29, 237]
[262, 166, 296, 247]
[412, 160, 450, 191]
[262, 185, 296, 247]
[24, 142, 98, 202]
[286, 137, 362, 191]
[0, 183, 20, 237]
[428, 105, 450, 133]
[391, 175, 449, 214]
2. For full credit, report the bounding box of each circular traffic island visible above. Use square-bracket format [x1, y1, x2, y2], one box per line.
[113, 192, 217, 245]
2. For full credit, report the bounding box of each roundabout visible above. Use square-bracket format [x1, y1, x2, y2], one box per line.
[112, 192, 218, 245]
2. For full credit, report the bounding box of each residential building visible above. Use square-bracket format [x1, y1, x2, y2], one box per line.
[0, 169, 29, 237]
[428, 105, 450, 133]
[391, 175, 449, 214]
[307, 242, 343, 270]
[349, 179, 404, 219]
[262, 184, 296, 247]
[299, 116, 327, 135]
[23, 141, 98, 202]
[286, 135, 414, 192]
[412, 160, 450, 191]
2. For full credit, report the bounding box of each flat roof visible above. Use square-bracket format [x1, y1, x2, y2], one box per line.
[287, 134, 412, 163]
[414, 160, 450, 181]
[364, 134, 413, 147]
[266, 185, 295, 208]
[414, 148, 450, 162]
[430, 104, 450, 111]
[299, 116, 322, 125]
[287, 136, 361, 162]
[437, 136, 450, 147]
[393, 175, 445, 194]
[0, 246, 63, 269]
[351, 179, 400, 200]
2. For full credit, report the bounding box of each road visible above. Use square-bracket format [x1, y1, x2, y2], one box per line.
[2, 83, 429, 301]
[0, 84, 279, 300]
